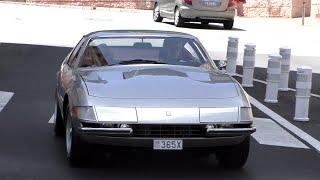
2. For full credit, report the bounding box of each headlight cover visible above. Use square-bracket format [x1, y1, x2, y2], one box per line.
[240, 107, 253, 122]
[95, 107, 138, 123]
[71, 106, 96, 121]
[200, 107, 239, 123]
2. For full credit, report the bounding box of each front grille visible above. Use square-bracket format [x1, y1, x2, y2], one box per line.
[131, 125, 205, 138]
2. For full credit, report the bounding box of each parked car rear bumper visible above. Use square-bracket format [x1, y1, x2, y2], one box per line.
[180, 6, 235, 21]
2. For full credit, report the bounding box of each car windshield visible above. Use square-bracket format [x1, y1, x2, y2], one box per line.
[79, 36, 216, 70]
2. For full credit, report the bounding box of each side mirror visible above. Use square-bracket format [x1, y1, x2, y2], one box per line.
[218, 60, 227, 70]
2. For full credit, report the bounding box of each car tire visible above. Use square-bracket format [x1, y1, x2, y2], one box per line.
[153, 3, 163, 22]
[65, 105, 88, 166]
[216, 137, 250, 169]
[223, 20, 234, 30]
[54, 101, 65, 137]
[174, 8, 184, 27]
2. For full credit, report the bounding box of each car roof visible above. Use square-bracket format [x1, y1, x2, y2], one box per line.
[84, 30, 197, 39]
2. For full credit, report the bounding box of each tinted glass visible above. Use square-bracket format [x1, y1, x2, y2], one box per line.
[79, 37, 216, 69]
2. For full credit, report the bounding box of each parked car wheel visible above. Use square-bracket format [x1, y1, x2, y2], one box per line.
[54, 101, 65, 137]
[223, 20, 234, 30]
[216, 137, 250, 169]
[174, 8, 184, 27]
[153, 3, 163, 22]
[65, 105, 87, 166]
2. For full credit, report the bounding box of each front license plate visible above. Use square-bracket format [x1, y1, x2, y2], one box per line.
[153, 140, 183, 150]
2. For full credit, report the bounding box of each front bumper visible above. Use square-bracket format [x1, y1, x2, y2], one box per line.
[180, 5, 235, 21]
[77, 122, 256, 149]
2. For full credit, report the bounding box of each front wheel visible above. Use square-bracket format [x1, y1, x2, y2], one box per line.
[65, 105, 88, 166]
[54, 101, 65, 137]
[153, 3, 163, 22]
[174, 8, 185, 27]
[216, 137, 250, 169]
[223, 20, 234, 30]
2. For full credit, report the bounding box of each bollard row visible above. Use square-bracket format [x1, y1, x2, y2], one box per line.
[264, 54, 281, 103]
[224, 36, 313, 122]
[279, 47, 292, 91]
[242, 44, 256, 87]
[226, 36, 239, 75]
[294, 66, 312, 121]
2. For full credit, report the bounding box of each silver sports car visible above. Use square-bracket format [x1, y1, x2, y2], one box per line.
[54, 30, 255, 168]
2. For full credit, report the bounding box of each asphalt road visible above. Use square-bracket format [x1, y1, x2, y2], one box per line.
[235, 67, 320, 140]
[0, 43, 320, 179]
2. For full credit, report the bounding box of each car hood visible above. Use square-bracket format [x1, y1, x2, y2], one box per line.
[79, 65, 239, 99]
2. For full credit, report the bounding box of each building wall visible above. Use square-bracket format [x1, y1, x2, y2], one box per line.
[0, 0, 25, 2]
[26, 0, 155, 9]
[1, 0, 319, 18]
[244, 0, 311, 17]
[291, 0, 311, 18]
[311, 0, 320, 17]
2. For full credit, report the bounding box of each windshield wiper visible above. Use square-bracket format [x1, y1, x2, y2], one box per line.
[118, 59, 166, 65]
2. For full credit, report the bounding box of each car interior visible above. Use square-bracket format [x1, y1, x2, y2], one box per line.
[79, 38, 205, 67]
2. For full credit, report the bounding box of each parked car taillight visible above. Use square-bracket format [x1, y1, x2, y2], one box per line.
[228, 0, 235, 8]
[184, 0, 192, 5]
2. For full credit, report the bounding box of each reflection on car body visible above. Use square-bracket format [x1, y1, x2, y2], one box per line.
[54, 30, 255, 169]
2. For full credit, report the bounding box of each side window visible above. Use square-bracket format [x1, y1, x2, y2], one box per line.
[67, 38, 86, 67]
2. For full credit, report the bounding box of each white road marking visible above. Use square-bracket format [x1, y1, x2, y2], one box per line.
[252, 118, 308, 149]
[0, 91, 14, 112]
[48, 114, 55, 124]
[249, 96, 320, 152]
[235, 73, 320, 98]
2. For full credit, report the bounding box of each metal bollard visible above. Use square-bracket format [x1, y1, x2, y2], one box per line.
[279, 47, 291, 91]
[294, 66, 312, 121]
[264, 54, 281, 103]
[242, 44, 256, 87]
[226, 36, 239, 75]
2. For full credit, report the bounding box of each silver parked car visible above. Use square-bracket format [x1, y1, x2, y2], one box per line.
[54, 30, 255, 168]
[153, 0, 235, 29]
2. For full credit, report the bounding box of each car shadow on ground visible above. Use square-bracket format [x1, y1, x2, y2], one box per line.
[52, 136, 250, 178]
[163, 22, 246, 31]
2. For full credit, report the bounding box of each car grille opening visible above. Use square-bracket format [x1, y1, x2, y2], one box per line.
[131, 125, 205, 138]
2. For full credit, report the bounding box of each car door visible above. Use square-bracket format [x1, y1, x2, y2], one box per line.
[159, 0, 172, 17]
[167, 0, 176, 18]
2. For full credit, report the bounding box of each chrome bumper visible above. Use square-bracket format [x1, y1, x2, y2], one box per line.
[206, 127, 256, 136]
[80, 126, 256, 137]
[81, 127, 133, 136]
